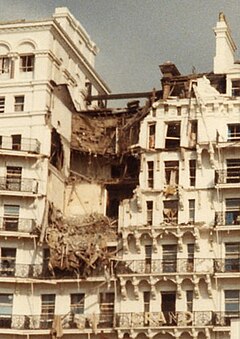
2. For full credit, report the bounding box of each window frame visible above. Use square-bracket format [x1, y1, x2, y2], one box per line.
[19, 54, 34, 72]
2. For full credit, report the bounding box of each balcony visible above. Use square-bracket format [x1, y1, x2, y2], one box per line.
[215, 170, 240, 186]
[0, 177, 38, 194]
[0, 217, 36, 233]
[0, 137, 40, 154]
[0, 261, 111, 279]
[215, 211, 240, 227]
[214, 258, 240, 273]
[116, 259, 214, 275]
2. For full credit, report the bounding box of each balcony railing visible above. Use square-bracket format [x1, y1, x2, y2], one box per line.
[214, 258, 240, 273]
[215, 170, 240, 184]
[0, 137, 40, 153]
[0, 217, 36, 233]
[0, 261, 110, 279]
[116, 259, 214, 274]
[0, 312, 239, 330]
[0, 177, 38, 193]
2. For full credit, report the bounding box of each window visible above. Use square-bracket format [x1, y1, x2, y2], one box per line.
[163, 200, 178, 224]
[188, 199, 195, 223]
[225, 243, 240, 272]
[225, 290, 240, 315]
[14, 96, 24, 112]
[187, 244, 194, 272]
[162, 245, 177, 272]
[99, 292, 114, 327]
[226, 159, 240, 183]
[0, 57, 10, 74]
[6, 166, 22, 191]
[232, 80, 240, 96]
[0, 294, 13, 327]
[11, 135, 21, 151]
[225, 198, 240, 225]
[41, 294, 55, 328]
[146, 201, 153, 225]
[71, 294, 85, 315]
[186, 291, 193, 312]
[3, 205, 19, 231]
[189, 160, 196, 186]
[228, 124, 240, 141]
[165, 161, 179, 185]
[165, 122, 181, 148]
[0, 97, 5, 113]
[0, 248, 16, 276]
[147, 161, 154, 188]
[145, 245, 152, 273]
[148, 124, 156, 149]
[189, 120, 197, 147]
[20, 55, 34, 72]
[144, 292, 150, 313]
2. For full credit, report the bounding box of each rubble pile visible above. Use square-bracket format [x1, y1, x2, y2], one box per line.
[45, 207, 117, 277]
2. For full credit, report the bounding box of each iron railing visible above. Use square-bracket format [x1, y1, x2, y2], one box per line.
[0, 177, 38, 193]
[0, 217, 36, 233]
[116, 259, 214, 274]
[0, 311, 238, 330]
[0, 137, 40, 153]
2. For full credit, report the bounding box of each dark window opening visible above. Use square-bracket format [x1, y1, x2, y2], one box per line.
[162, 245, 177, 272]
[186, 291, 193, 313]
[228, 124, 240, 141]
[165, 122, 181, 148]
[162, 292, 176, 325]
[6, 166, 22, 191]
[226, 159, 240, 183]
[146, 201, 153, 225]
[3, 205, 19, 231]
[0, 97, 5, 113]
[0, 57, 10, 74]
[189, 120, 197, 147]
[11, 134, 21, 150]
[106, 184, 134, 218]
[225, 243, 240, 272]
[232, 80, 240, 96]
[144, 291, 150, 313]
[189, 160, 196, 186]
[50, 128, 64, 171]
[0, 248, 16, 276]
[148, 124, 156, 149]
[147, 161, 154, 188]
[145, 245, 152, 273]
[14, 96, 24, 112]
[20, 55, 34, 72]
[0, 294, 13, 328]
[225, 198, 240, 225]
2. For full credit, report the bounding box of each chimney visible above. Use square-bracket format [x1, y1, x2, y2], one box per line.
[213, 12, 236, 74]
[159, 61, 181, 99]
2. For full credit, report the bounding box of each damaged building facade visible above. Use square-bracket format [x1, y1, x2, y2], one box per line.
[0, 7, 239, 339]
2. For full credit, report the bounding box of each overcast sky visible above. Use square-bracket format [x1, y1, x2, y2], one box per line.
[0, 0, 239, 94]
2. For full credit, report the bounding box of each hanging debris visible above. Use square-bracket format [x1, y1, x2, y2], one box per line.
[45, 204, 117, 277]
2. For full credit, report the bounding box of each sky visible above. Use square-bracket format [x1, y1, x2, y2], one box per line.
[0, 0, 239, 94]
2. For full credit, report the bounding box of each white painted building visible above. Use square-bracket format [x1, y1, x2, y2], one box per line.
[0, 8, 239, 339]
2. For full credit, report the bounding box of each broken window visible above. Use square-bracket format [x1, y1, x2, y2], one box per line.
[161, 292, 176, 324]
[3, 205, 19, 231]
[0, 57, 10, 74]
[228, 124, 240, 141]
[99, 292, 114, 327]
[188, 199, 195, 224]
[147, 161, 154, 188]
[14, 96, 24, 112]
[225, 243, 240, 272]
[165, 122, 181, 148]
[162, 245, 177, 272]
[232, 80, 240, 96]
[163, 200, 178, 224]
[189, 160, 196, 186]
[189, 120, 197, 147]
[71, 293, 85, 315]
[226, 159, 240, 183]
[165, 161, 179, 186]
[6, 166, 22, 191]
[11, 134, 21, 151]
[0, 248, 16, 276]
[50, 128, 64, 171]
[20, 55, 34, 72]
[146, 201, 153, 225]
[225, 198, 240, 225]
[0, 97, 5, 113]
[148, 123, 156, 149]
[41, 294, 55, 328]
